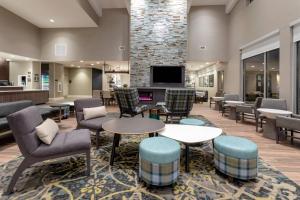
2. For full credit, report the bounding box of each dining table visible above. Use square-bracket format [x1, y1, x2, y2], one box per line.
[257, 108, 292, 140]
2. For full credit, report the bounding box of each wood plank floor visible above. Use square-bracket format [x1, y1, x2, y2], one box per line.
[1, 103, 300, 185]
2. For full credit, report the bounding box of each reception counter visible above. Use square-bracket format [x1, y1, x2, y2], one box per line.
[0, 89, 49, 104]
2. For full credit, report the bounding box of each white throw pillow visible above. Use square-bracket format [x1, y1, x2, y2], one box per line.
[83, 106, 107, 120]
[36, 119, 59, 145]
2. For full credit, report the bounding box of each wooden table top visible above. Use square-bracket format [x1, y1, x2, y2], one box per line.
[102, 118, 165, 135]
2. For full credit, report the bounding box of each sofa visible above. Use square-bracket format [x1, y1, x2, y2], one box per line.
[0, 100, 59, 138]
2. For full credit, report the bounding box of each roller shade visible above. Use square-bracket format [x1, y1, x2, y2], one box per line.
[241, 31, 280, 60]
[293, 23, 300, 42]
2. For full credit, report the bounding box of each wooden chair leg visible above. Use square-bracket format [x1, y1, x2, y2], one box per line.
[5, 158, 33, 194]
[86, 150, 91, 176]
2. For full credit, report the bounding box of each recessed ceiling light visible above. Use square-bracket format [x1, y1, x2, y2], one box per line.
[50, 19, 55, 23]
[251, 65, 255, 68]
[6, 59, 11, 61]
[91, 63, 94, 66]
[80, 60, 84, 63]
[206, 62, 210, 65]
[96, 62, 100, 64]
[77, 66, 81, 68]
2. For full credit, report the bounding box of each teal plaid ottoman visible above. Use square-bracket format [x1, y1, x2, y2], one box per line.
[213, 136, 258, 180]
[139, 137, 180, 186]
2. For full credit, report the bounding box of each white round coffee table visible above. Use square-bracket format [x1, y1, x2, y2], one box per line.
[159, 124, 222, 172]
[257, 108, 292, 140]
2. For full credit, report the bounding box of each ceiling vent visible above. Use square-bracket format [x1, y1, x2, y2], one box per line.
[55, 44, 67, 57]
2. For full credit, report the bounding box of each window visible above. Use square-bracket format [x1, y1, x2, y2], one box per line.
[243, 53, 264, 102]
[243, 49, 280, 102]
[266, 49, 280, 99]
[296, 42, 300, 113]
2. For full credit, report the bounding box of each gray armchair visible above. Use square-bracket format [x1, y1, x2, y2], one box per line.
[5, 106, 91, 194]
[221, 94, 240, 116]
[257, 99, 287, 132]
[276, 114, 300, 144]
[236, 97, 263, 128]
[74, 98, 112, 149]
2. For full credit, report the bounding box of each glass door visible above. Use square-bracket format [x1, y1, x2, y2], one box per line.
[266, 49, 280, 99]
[297, 42, 300, 113]
[243, 53, 265, 102]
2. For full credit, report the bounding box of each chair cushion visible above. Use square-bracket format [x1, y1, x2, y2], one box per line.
[139, 137, 180, 164]
[214, 136, 258, 159]
[32, 129, 91, 157]
[180, 118, 205, 126]
[83, 106, 107, 120]
[36, 119, 59, 145]
[79, 116, 112, 130]
[0, 117, 9, 131]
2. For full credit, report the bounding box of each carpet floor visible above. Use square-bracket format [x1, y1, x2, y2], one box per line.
[0, 115, 300, 199]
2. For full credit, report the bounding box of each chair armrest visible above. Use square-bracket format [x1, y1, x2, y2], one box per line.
[276, 115, 300, 130]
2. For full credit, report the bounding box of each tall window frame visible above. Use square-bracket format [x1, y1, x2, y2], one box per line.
[242, 48, 280, 102]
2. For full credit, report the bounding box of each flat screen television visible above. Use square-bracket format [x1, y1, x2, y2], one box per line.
[150, 66, 185, 87]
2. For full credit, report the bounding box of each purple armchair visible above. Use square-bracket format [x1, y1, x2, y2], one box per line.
[74, 98, 112, 149]
[5, 106, 91, 194]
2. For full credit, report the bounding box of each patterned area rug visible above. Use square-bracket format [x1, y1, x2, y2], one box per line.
[1, 115, 300, 199]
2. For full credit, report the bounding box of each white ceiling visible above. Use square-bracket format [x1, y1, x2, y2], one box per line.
[0, 0, 98, 28]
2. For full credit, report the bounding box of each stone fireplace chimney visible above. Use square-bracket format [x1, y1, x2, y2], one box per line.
[130, 0, 188, 87]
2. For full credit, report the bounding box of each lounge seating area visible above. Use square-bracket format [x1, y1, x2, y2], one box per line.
[1, 0, 300, 199]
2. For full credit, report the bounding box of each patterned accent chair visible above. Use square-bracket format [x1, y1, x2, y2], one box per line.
[276, 114, 300, 144]
[74, 98, 112, 149]
[221, 94, 240, 116]
[5, 106, 91, 194]
[163, 88, 195, 122]
[236, 97, 263, 129]
[114, 88, 148, 118]
[257, 99, 287, 132]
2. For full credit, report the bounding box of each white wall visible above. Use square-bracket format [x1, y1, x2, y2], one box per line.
[227, 0, 300, 109]
[9, 61, 41, 90]
[0, 6, 40, 59]
[190, 63, 225, 98]
[68, 68, 92, 96]
[188, 6, 229, 62]
[40, 9, 129, 61]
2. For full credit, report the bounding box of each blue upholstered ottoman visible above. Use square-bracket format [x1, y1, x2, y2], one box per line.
[180, 118, 205, 126]
[213, 136, 258, 180]
[139, 137, 180, 186]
